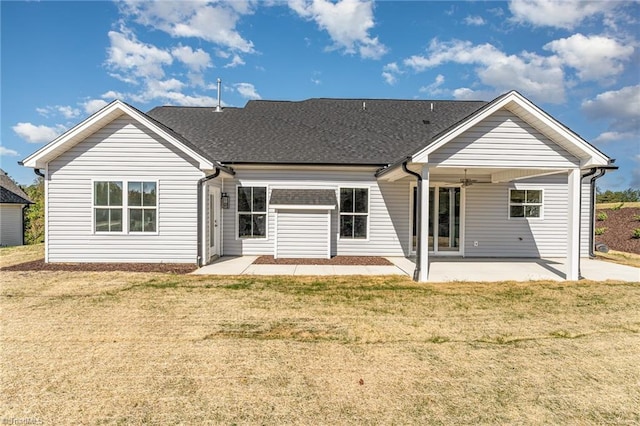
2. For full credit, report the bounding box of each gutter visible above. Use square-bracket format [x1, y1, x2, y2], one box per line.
[586, 164, 617, 257]
[401, 158, 422, 281]
[196, 166, 235, 267]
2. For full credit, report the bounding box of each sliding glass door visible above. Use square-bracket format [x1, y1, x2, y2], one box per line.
[412, 186, 462, 254]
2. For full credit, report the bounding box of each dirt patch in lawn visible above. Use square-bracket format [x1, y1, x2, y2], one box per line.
[0, 258, 197, 274]
[595, 207, 640, 254]
[254, 255, 393, 265]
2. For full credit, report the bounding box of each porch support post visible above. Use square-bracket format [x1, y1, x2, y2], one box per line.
[418, 165, 430, 282]
[567, 169, 581, 280]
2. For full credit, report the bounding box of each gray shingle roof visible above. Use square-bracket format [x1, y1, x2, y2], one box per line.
[0, 170, 32, 204]
[146, 98, 487, 165]
[269, 189, 337, 206]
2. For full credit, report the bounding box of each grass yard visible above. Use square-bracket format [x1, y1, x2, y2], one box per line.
[1, 246, 639, 424]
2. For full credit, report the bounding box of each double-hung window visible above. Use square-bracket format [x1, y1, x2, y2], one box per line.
[94, 180, 157, 233]
[340, 187, 368, 239]
[94, 181, 123, 232]
[128, 182, 157, 232]
[238, 186, 267, 238]
[509, 189, 543, 219]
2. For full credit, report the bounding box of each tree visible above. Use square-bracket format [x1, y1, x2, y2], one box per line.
[24, 177, 44, 244]
[596, 187, 640, 203]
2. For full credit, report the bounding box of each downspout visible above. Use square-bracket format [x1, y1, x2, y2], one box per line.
[580, 168, 598, 267]
[402, 158, 422, 281]
[197, 168, 221, 267]
[587, 168, 607, 257]
[34, 169, 45, 178]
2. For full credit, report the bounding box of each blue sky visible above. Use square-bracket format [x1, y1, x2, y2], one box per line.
[2, 0, 638, 189]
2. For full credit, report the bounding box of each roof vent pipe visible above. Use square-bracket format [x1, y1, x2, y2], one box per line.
[215, 78, 222, 112]
[430, 103, 433, 112]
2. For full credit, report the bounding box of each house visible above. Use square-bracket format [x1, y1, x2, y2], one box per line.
[20, 90, 615, 281]
[0, 169, 33, 246]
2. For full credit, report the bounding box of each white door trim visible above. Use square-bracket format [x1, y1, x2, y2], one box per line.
[209, 186, 221, 260]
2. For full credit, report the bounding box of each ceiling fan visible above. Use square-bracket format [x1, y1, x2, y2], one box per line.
[460, 169, 478, 187]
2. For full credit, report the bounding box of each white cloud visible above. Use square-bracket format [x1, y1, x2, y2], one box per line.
[106, 28, 173, 81]
[57, 105, 81, 119]
[509, 0, 616, 30]
[120, 1, 255, 53]
[451, 87, 497, 101]
[419, 74, 445, 95]
[101, 90, 124, 100]
[544, 34, 634, 81]
[172, 45, 212, 72]
[593, 131, 637, 144]
[235, 83, 262, 100]
[35, 105, 80, 119]
[288, 0, 387, 59]
[36, 107, 50, 117]
[464, 15, 485, 26]
[82, 99, 109, 115]
[0, 146, 19, 156]
[12, 123, 66, 143]
[224, 54, 246, 68]
[582, 85, 640, 141]
[404, 39, 566, 103]
[382, 62, 401, 85]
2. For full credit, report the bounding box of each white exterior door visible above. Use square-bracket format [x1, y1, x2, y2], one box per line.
[208, 187, 221, 259]
[411, 185, 464, 256]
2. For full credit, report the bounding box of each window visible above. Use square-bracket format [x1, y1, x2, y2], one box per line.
[238, 186, 266, 238]
[94, 181, 123, 232]
[340, 187, 368, 239]
[128, 181, 157, 232]
[509, 189, 542, 218]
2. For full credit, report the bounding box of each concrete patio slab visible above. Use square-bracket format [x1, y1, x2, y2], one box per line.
[191, 256, 257, 275]
[192, 255, 638, 282]
[580, 258, 639, 282]
[244, 264, 298, 275]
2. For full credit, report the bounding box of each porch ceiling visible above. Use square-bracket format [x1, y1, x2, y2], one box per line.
[378, 165, 565, 183]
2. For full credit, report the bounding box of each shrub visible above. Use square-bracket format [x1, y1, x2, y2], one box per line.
[633, 229, 640, 239]
[595, 227, 607, 236]
[634, 214, 640, 221]
[596, 212, 608, 221]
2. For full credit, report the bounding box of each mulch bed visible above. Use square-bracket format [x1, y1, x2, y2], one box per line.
[254, 256, 393, 265]
[595, 207, 640, 254]
[0, 259, 197, 274]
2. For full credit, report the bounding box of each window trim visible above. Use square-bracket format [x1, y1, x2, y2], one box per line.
[338, 186, 370, 241]
[92, 179, 159, 235]
[236, 184, 268, 240]
[508, 188, 544, 220]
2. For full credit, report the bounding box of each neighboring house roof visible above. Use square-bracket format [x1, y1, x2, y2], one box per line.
[146, 98, 487, 165]
[0, 170, 32, 204]
[269, 189, 338, 207]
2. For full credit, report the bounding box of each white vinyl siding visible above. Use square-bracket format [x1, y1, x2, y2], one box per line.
[429, 109, 580, 168]
[464, 174, 591, 257]
[46, 116, 203, 263]
[276, 210, 329, 258]
[0, 204, 25, 246]
[222, 168, 409, 257]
